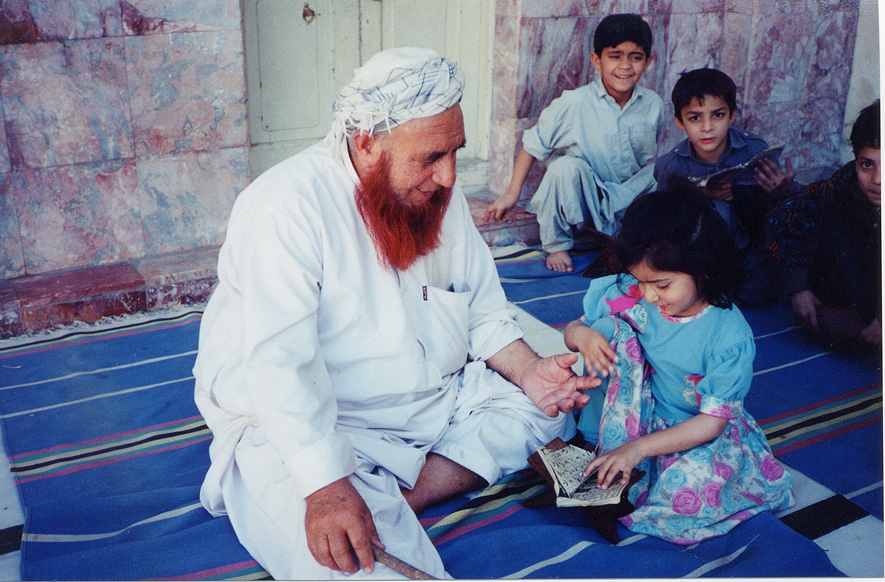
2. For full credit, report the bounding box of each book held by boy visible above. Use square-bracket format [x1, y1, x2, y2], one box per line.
[694, 145, 785, 188]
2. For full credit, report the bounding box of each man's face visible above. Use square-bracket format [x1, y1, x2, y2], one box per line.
[675, 95, 736, 164]
[590, 41, 650, 107]
[855, 146, 881, 206]
[381, 104, 466, 206]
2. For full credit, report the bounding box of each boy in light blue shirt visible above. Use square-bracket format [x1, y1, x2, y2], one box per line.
[483, 14, 664, 272]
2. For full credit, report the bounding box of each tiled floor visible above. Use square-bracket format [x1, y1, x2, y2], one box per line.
[0, 301, 881, 578]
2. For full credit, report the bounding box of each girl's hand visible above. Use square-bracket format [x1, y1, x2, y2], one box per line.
[564, 321, 618, 377]
[584, 440, 646, 490]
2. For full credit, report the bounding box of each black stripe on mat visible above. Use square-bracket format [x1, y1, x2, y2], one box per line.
[0, 524, 22, 555]
[779, 494, 870, 540]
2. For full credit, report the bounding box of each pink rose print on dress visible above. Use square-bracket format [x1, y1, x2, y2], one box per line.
[672, 488, 702, 515]
[625, 336, 642, 363]
[713, 461, 734, 480]
[626, 413, 640, 439]
[760, 456, 785, 481]
[701, 482, 722, 507]
[732, 510, 752, 522]
[662, 457, 678, 471]
[708, 405, 732, 419]
[740, 492, 764, 505]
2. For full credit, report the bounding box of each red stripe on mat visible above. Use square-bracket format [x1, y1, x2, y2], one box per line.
[430, 504, 523, 546]
[757, 382, 882, 425]
[772, 413, 882, 456]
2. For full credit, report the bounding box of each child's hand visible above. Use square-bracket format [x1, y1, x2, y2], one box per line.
[482, 190, 519, 222]
[703, 181, 733, 201]
[791, 289, 821, 332]
[861, 318, 881, 346]
[581, 328, 618, 377]
[755, 157, 795, 196]
[584, 440, 645, 490]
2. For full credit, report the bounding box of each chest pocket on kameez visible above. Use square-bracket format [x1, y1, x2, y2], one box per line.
[418, 285, 470, 382]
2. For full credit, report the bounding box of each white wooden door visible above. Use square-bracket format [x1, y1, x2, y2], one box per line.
[243, 0, 492, 188]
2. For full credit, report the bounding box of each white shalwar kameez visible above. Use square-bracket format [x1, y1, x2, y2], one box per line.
[193, 140, 574, 579]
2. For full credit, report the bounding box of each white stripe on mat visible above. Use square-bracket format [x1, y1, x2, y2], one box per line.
[683, 536, 757, 577]
[0, 377, 194, 419]
[503, 541, 595, 579]
[22, 503, 204, 543]
[0, 351, 198, 391]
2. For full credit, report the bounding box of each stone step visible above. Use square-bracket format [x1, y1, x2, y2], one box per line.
[0, 193, 539, 339]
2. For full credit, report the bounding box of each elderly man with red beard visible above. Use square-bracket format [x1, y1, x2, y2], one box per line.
[193, 48, 598, 580]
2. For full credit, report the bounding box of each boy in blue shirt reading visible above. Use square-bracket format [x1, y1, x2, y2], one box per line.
[482, 14, 664, 272]
[655, 68, 796, 306]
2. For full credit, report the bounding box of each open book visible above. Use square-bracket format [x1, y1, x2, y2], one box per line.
[693, 145, 785, 188]
[535, 442, 627, 507]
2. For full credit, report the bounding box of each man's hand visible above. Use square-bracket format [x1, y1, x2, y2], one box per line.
[517, 353, 599, 417]
[791, 289, 821, 332]
[304, 478, 383, 574]
[755, 157, 795, 196]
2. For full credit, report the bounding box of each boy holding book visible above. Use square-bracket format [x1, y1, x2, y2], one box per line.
[654, 68, 796, 306]
[483, 14, 664, 272]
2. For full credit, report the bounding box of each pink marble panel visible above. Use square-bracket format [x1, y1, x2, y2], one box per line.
[137, 147, 249, 255]
[521, 0, 596, 19]
[642, 14, 669, 100]
[719, 11, 752, 103]
[743, 1, 858, 106]
[13, 262, 144, 307]
[517, 17, 594, 119]
[0, 0, 41, 43]
[662, 12, 724, 93]
[668, 0, 723, 14]
[126, 30, 247, 157]
[12, 160, 146, 274]
[0, 99, 10, 174]
[2, 0, 124, 42]
[19, 290, 147, 333]
[491, 14, 521, 118]
[122, 0, 241, 35]
[137, 247, 220, 310]
[742, 98, 845, 173]
[0, 174, 25, 279]
[0, 39, 133, 169]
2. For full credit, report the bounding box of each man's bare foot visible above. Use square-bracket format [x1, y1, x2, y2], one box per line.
[546, 250, 573, 272]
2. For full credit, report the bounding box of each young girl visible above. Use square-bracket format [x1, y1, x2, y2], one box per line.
[564, 178, 794, 544]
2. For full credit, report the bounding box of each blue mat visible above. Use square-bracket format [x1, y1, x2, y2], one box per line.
[0, 308, 849, 579]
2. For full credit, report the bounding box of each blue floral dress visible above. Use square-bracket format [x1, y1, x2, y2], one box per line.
[577, 275, 794, 544]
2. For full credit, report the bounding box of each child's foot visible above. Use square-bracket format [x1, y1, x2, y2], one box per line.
[546, 251, 573, 272]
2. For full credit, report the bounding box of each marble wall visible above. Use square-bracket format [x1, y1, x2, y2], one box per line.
[489, 0, 868, 197]
[0, 0, 250, 280]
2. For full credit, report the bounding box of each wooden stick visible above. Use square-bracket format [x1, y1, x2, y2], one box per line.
[371, 546, 437, 580]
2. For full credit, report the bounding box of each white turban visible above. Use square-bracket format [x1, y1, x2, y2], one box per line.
[324, 47, 465, 153]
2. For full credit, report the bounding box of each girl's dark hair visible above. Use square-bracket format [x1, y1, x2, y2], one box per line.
[615, 176, 742, 309]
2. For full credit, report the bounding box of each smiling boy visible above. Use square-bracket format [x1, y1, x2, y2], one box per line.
[655, 68, 796, 306]
[482, 14, 663, 272]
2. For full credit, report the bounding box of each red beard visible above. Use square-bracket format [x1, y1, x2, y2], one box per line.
[355, 155, 451, 271]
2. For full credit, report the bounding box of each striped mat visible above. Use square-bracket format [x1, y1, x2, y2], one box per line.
[0, 305, 851, 579]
